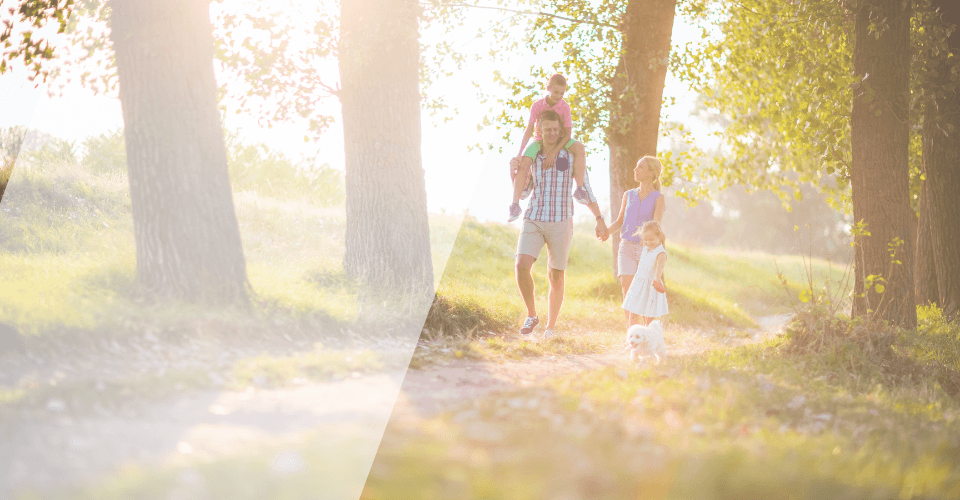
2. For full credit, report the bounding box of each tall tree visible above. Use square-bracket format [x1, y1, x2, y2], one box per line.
[338, 0, 434, 298]
[680, 0, 960, 326]
[606, 0, 677, 269]
[2, 0, 250, 305]
[921, 0, 960, 319]
[850, 0, 916, 326]
[109, 0, 249, 305]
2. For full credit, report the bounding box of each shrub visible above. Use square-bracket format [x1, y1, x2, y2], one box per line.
[225, 131, 343, 205]
[81, 128, 127, 173]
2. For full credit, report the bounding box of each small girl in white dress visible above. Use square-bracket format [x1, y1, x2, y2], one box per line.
[622, 221, 668, 326]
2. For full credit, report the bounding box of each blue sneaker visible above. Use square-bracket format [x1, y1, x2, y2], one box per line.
[508, 202, 522, 222]
[519, 316, 539, 335]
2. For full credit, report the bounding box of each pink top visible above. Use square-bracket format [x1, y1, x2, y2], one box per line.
[528, 97, 573, 140]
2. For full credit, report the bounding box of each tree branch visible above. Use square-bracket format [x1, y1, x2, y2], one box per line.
[424, 2, 618, 30]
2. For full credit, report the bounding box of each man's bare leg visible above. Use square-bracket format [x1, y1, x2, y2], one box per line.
[546, 267, 565, 330]
[516, 254, 537, 318]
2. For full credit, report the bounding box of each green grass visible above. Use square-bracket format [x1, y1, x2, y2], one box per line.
[61, 311, 957, 499]
[362, 311, 960, 499]
[230, 343, 390, 389]
[0, 142, 834, 345]
[0, 343, 397, 418]
[0, 152, 459, 335]
[8, 132, 957, 499]
[411, 218, 841, 362]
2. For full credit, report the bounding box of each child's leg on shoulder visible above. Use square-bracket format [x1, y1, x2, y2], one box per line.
[511, 159, 531, 203]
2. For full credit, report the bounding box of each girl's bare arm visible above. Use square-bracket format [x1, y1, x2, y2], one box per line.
[653, 253, 667, 284]
[606, 191, 630, 233]
[653, 195, 665, 224]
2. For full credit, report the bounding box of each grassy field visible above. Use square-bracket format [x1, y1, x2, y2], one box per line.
[6, 135, 959, 499]
[364, 304, 960, 500]
[0, 140, 843, 343]
[31, 306, 960, 500]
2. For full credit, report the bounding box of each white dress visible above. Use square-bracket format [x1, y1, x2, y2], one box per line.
[622, 244, 669, 317]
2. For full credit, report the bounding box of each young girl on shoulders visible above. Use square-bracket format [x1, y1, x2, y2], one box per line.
[622, 221, 668, 327]
[605, 156, 667, 324]
[510, 73, 588, 203]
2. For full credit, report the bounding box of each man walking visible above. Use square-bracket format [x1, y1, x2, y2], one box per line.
[508, 110, 607, 338]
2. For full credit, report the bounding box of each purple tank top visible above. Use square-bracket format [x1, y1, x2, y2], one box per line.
[621, 189, 661, 244]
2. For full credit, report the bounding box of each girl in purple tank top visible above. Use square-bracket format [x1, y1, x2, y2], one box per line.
[606, 156, 667, 326]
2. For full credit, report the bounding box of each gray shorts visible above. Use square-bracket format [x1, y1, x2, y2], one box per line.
[516, 219, 574, 270]
[617, 240, 643, 277]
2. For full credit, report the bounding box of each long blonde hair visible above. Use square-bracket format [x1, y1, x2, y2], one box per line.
[638, 156, 663, 191]
[635, 220, 666, 245]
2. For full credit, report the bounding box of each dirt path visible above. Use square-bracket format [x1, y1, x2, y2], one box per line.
[395, 314, 792, 419]
[1, 315, 791, 496]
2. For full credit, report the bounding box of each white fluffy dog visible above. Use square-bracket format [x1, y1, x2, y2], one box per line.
[627, 320, 667, 365]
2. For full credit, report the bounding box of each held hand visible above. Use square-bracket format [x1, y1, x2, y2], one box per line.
[652, 280, 666, 294]
[595, 221, 609, 241]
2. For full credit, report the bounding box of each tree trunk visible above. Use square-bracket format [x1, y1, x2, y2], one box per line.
[607, 0, 677, 273]
[922, 0, 960, 320]
[109, 0, 249, 305]
[850, 0, 916, 327]
[0, 128, 24, 205]
[339, 0, 434, 299]
[0, 160, 11, 204]
[915, 180, 939, 306]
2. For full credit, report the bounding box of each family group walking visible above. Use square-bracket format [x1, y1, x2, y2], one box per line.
[507, 73, 669, 340]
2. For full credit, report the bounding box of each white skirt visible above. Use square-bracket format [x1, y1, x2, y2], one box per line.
[622, 277, 669, 318]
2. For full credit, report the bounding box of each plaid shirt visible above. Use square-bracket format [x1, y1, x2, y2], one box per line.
[521, 144, 597, 222]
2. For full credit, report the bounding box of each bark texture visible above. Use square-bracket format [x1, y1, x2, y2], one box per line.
[607, 0, 677, 272]
[922, 0, 960, 319]
[851, 0, 916, 326]
[0, 161, 11, 204]
[339, 0, 434, 298]
[109, 0, 249, 305]
[915, 181, 940, 306]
